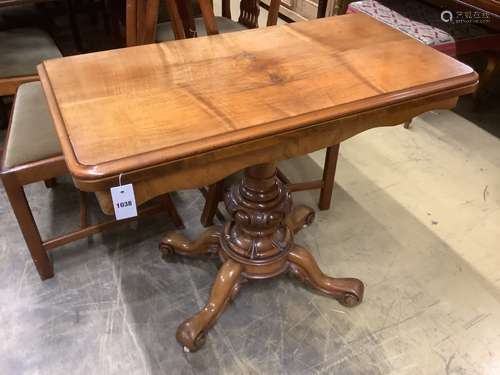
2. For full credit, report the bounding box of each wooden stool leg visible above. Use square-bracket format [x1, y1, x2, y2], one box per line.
[318, 144, 339, 211]
[200, 180, 224, 227]
[162, 193, 185, 229]
[44, 178, 57, 188]
[79, 190, 88, 228]
[2, 175, 53, 280]
[100, 0, 112, 34]
[0, 97, 8, 129]
[66, 0, 83, 52]
[474, 52, 499, 108]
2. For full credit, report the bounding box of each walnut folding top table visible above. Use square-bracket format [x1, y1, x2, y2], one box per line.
[38, 14, 477, 352]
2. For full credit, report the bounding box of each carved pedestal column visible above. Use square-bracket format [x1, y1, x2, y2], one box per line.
[160, 162, 364, 352]
[220, 163, 293, 278]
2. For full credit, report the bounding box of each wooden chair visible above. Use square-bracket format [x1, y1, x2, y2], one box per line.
[0, 16, 62, 131]
[1, 82, 184, 280]
[131, 0, 279, 44]
[0, 27, 61, 97]
[142, 0, 341, 227]
[155, 0, 277, 40]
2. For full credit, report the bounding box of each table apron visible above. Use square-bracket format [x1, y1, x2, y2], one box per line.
[70, 87, 468, 193]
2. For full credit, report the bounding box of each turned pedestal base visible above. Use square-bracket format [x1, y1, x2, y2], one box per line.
[159, 163, 364, 352]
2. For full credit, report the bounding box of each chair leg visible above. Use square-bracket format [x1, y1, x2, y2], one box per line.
[100, 0, 112, 34]
[79, 190, 88, 228]
[403, 119, 412, 129]
[473, 52, 499, 108]
[66, 0, 84, 52]
[2, 175, 54, 280]
[0, 97, 8, 129]
[162, 193, 185, 229]
[318, 144, 340, 211]
[337, 0, 352, 15]
[106, 0, 124, 47]
[44, 178, 57, 188]
[200, 180, 225, 227]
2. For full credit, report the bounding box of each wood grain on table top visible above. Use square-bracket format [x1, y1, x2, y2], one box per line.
[38, 14, 477, 180]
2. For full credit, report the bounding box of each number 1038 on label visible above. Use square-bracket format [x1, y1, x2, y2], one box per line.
[116, 200, 133, 209]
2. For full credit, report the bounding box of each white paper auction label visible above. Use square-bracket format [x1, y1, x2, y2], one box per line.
[110, 183, 138, 220]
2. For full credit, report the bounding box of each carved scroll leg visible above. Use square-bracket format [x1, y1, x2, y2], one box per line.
[177, 259, 243, 352]
[159, 226, 222, 258]
[288, 246, 364, 307]
[286, 205, 316, 234]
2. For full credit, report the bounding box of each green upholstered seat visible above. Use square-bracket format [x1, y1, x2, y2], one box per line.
[2, 82, 61, 169]
[156, 16, 247, 42]
[0, 28, 62, 78]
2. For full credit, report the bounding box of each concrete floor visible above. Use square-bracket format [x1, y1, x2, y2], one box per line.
[1, 5, 500, 375]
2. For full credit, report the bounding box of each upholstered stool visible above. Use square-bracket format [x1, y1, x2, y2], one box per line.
[347, 0, 499, 116]
[347, 0, 500, 57]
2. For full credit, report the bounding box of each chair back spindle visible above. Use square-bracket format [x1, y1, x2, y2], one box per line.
[137, 0, 281, 44]
[164, 0, 187, 39]
[193, 0, 281, 37]
[238, 0, 260, 28]
[198, 0, 220, 35]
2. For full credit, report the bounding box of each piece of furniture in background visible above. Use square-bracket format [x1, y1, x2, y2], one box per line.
[156, 0, 247, 41]
[0, 27, 61, 96]
[333, 0, 351, 14]
[0, 22, 61, 154]
[346, 1, 500, 56]
[124, 0, 199, 45]
[0, 0, 106, 96]
[0, 0, 87, 51]
[49, 0, 125, 51]
[0, 82, 184, 280]
[0, 2, 48, 30]
[261, 0, 320, 21]
[317, 0, 345, 17]
[125, 0, 150, 46]
[63, 0, 109, 51]
[133, 0, 271, 43]
[342, 0, 499, 115]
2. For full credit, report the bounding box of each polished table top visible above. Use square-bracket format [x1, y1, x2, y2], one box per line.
[38, 14, 477, 187]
